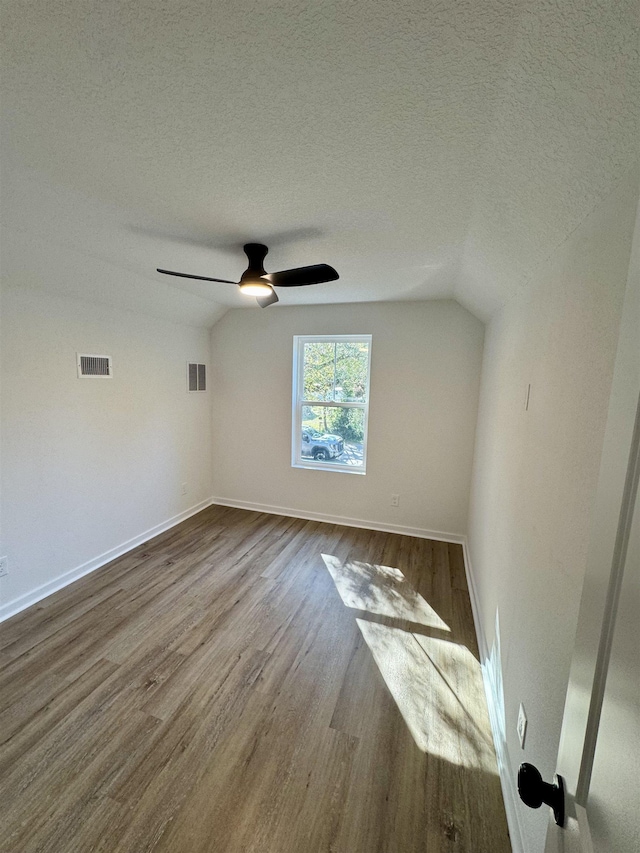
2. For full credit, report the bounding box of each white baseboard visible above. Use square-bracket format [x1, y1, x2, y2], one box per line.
[462, 539, 524, 853]
[210, 496, 465, 544]
[461, 539, 486, 658]
[0, 498, 214, 623]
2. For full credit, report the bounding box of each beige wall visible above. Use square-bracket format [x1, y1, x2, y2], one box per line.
[466, 173, 639, 851]
[0, 286, 212, 616]
[210, 300, 484, 538]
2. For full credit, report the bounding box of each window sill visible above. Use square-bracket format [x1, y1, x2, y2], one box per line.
[292, 461, 366, 475]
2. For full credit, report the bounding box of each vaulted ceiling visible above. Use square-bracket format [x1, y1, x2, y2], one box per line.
[1, 1, 638, 326]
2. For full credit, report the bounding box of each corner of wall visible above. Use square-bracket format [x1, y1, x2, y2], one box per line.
[463, 538, 525, 853]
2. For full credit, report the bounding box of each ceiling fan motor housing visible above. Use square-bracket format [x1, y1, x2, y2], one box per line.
[241, 243, 268, 279]
[238, 244, 272, 294]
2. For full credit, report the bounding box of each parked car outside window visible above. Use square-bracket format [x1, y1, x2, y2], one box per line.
[301, 427, 344, 461]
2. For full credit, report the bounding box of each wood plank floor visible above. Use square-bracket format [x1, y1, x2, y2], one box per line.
[0, 506, 511, 852]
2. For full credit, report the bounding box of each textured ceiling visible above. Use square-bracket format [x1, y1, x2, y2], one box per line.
[458, 0, 640, 317]
[1, 0, 638, 325]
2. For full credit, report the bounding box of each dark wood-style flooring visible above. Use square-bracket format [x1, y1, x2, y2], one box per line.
[0, 506, 510, 852]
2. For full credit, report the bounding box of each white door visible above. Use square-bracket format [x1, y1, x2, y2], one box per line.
[542, 195, 640, 853]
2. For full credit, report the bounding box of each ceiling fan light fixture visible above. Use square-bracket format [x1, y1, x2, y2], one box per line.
[239, 280, 273, 296]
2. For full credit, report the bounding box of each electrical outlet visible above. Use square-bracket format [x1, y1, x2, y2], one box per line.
[391, 494, 400, 507]
[0, 556, 8, 577]
[517, 702, 528, 749]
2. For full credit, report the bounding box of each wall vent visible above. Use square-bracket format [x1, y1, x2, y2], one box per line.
[77, 354, 113, 378]
[188, 362, 206, 392]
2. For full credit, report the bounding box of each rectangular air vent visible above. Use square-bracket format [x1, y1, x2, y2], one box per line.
[77, 354, 113, 378]
[188, 362, 206, 392]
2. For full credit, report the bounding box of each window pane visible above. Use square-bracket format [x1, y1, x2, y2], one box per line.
[335, 341, 369, 402]
[301, 405, 365, 468]
[188, 363, 198, 391]
[303, 342, 335, 401]
[197, 363, 206, 391]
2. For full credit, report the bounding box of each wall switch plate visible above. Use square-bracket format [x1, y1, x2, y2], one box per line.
[391, 494, 399, 507]
[517, 702, 528, 748]
[181, 483, 188, 496]
[0, 556, 8, 577]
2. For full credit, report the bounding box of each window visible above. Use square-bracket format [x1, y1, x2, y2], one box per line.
[187, 362, 206, 392]
[292, 335, 372, 474]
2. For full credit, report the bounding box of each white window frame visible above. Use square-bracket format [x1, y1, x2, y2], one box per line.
[292, 334, 372, 475]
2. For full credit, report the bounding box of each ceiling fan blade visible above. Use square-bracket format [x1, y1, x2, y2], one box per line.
[257, 289, 279, 308]
[265, 264, 339, 287]
[157, 268, 236, 284]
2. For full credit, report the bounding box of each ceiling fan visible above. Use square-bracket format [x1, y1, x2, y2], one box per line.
[157, 243, 339, 307]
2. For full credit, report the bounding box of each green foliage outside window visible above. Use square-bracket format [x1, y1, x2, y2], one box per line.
[326, 406, 364, 441]
[301, 341, 368, 442]
[303, 341, 368, 403]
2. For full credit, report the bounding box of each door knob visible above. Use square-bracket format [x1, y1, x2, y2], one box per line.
[517, 762, 565, 827]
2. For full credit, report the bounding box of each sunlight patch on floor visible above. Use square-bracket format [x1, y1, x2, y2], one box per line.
[321, 552, 496, 769]
[321, 554, 450, 630]
[356, 619, 497, 770]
